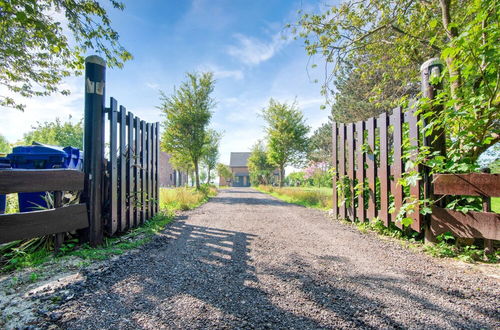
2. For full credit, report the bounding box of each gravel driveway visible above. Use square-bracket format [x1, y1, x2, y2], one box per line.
[50, 188, 499, 329]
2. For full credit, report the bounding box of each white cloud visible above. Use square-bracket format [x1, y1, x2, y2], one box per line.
[1, 77, 83, 143]
[198, 64, 244, 81]
[227, 32, 291, 66]
[146, 82, 160, 90]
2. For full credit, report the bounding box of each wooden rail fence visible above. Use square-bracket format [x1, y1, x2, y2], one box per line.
[0, 169, 88, 245]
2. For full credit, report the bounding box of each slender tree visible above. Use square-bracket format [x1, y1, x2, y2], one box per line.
[247, 140, 275, 185]
[0, 0, 132, 111]
[262, 99, 310, 187]
[201, 129, 221, 184]
[217, 163, 232, 185]
[159, 72, 215, 189]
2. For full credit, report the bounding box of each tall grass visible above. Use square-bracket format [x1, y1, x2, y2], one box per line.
[160, 185, 217, 211]
[257, 185, 333, 209]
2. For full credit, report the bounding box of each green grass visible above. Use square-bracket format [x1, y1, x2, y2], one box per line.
[256, 185, 333, 210]
[0, 186, 218, 272]
[491, 197, 500, 213]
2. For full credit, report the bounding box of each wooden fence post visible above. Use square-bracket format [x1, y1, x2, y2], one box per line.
[421, 58, 445, 244]
[83, 55, 106, 246]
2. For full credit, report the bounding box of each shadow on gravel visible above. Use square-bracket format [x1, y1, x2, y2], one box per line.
[260, 256, 497, 329]
[54, 219, 326, 328]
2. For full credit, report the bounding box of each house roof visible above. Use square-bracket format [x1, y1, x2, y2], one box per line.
[229, 152, 251, 167]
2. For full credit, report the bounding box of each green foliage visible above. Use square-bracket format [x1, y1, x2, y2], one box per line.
[262, 99, 310, 187]
[0, 0, 132, 111]
[308, 122, 333, 164]
[21, 116, 83, 148]
[247, 140, 276, 186]
[286, 171, 307, 187]
[216, 163, 232, 182]
[0, 134, 11, 153]
[159, 72, 216, 189]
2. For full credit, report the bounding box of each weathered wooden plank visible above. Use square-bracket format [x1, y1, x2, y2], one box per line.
[347, 123, 355, 221]
[119, 105, 127, 232]
[431, 206, 500, 240]
[108, 97, 119, 235]
[332, 122, 338, 218]
[355, 121, 365, 222]
[127, 111, 135, 228]
[0, 169, 84, 194]
[0, 204, 89, 244]
[366, 117, 376, 220]
[391, 107, 403, 228]
[433, 173, 500, 197]
[338, 123, 346, 220]
[408, 108, 422, 232]
[53, 191, 64, 253]
[154, 123, 159, 215]
[134, 116, 141, 227]
[377, 112, 390, 226]
[141, 120, 147, 223]
[147, 122, 153, 219]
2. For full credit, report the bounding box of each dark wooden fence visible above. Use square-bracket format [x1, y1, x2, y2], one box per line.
[331, 58, 499, 248]
[431, 173, 500, 249]
[0, 170, 88, 245]
[332, 107, 422, 232]
[0, 56, 160, 247]
[104, 98, 160, 236]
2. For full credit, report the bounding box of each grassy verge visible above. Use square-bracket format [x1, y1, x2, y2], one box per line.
[258, 185, 498, 263]
[256, 185, 333, 210]
[0, 185, 217, 273]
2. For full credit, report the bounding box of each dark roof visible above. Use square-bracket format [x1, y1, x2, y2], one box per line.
[230, 152, 250, 167]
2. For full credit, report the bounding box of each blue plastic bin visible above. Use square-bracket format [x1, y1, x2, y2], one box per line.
[0, 157, 11, 214]
[7, 144, 83, 212]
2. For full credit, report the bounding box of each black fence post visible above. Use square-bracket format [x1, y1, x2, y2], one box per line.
[421, 58, 445, 244]
[83, 55, 106, 247]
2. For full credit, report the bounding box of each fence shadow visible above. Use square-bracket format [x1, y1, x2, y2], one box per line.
[53, 219, 324, 328]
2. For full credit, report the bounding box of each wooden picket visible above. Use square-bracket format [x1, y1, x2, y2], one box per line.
[104, 98, 160, 236]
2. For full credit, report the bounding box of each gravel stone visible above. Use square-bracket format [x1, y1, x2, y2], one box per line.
[47, 188, 498, 329]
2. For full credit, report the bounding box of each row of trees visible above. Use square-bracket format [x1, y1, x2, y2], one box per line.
[0, 117, 84, 154]
[159, 72, 221, 189]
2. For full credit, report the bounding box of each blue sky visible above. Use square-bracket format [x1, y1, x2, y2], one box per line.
[2, 0, 330, 165]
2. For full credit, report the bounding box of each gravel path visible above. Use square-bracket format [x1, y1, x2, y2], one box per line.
[50, 188, 499, 329]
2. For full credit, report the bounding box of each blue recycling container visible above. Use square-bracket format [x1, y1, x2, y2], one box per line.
[0, 157, 11, 214]
[7, 144, 83, 212]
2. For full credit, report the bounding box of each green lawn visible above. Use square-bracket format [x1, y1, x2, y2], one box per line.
[492, 197, 500, 213]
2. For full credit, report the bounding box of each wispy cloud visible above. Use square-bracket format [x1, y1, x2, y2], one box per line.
[227, 32, 291, 65]
[198, 64, 244, 81]
[146, 82, 160, 90]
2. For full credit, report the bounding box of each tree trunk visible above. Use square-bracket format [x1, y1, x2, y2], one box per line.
[279, 166, 285, 187]
[439, 0, 462, 107]
[207, 168, 211, 185]
[194, 160, 200, 189]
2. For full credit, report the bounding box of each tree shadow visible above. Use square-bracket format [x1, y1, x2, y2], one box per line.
[49, 215, 498, 329]
[52, 219, 325, 328]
